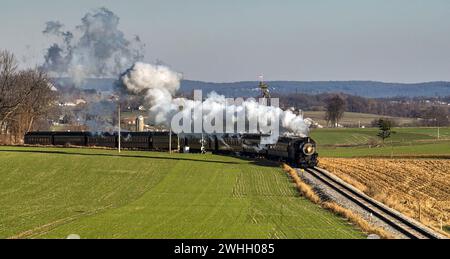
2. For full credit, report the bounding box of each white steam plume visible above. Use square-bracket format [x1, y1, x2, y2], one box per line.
[121, 62, 310, 138]
[121, 62, 183, 124]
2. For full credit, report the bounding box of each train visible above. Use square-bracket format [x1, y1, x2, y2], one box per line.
[24, 131, 318, 168]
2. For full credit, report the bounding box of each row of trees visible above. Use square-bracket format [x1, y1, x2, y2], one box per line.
[0, 50, 58, 144]
[278, 92, 450, 127]
[347, 96, 449, 126]
[325, 94, 450, 128]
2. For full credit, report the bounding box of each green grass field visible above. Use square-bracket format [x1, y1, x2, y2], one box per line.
[304, 111, 416, 127]
[310, 127, 450, 158]
[0, 146, 363, 239]
[310, 127, 450, 146]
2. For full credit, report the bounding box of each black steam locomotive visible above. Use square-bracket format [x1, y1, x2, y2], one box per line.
[24, 131, 318, 168]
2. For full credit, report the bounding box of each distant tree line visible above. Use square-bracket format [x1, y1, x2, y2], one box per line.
[276, 92, 450, 127]
[0, 50, 58, 144]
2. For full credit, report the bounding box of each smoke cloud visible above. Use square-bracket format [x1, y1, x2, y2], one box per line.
[121, 62, 183, 124]
[42, 7, 144, 85]
[120, 62, 310, 139]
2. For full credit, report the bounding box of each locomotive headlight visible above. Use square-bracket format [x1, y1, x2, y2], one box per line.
[302, 143, 315, 156]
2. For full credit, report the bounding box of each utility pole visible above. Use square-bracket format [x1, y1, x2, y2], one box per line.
[118, 102, 121, 153]
[177, 105, 183, 152]
[169, 127, 172, 154]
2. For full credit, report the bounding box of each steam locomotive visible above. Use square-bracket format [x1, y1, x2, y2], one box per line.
[24, 131, 318, 168]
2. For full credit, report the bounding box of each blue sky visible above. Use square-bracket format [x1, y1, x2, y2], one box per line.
[1, 0, 450, 82]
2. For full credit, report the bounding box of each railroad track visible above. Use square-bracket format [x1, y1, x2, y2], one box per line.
[302, 167, 444, 239]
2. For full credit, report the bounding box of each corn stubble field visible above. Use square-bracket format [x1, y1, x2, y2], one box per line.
[311, 127, 450, 236]
[0, 147, 363, 239]
[320, 158, 450, 236]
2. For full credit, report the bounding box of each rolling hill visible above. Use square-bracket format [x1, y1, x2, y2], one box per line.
[52, 78, 450, 98]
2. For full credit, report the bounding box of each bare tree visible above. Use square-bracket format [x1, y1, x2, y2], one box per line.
[0, 50, 58, 144]
[422, 106, 449, 127]
[325, 95, 346, 127]
[17, 70, 58, 130]
[0, 50, 19, 129]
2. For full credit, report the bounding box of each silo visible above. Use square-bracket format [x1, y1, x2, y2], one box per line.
[136, 116, 145, 132]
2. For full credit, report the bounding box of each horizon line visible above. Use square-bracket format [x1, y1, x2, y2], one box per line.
[50, 77, 450, 85]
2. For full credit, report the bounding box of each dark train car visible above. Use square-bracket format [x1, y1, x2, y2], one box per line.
[217, 134, 244, 153]
[23, 130, 319, 168]
[151, 132, 178, 151]
[180, 134, 217, 153]
[180, 134, 201, 153]
[241, 134, 270, 156]
[120, 132, 152, 150]
[87, 132, 117, 148]
[52, 132, 88, 146]
[24, 132, 54, 146]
